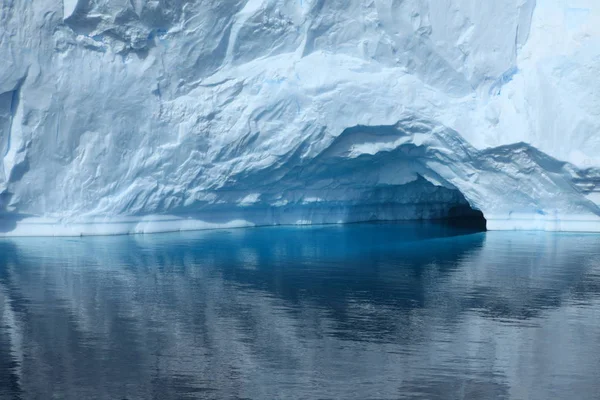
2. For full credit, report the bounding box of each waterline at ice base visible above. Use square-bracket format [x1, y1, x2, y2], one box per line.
[2, 0, 600, 236]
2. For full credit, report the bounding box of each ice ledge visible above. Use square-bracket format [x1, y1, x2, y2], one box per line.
[1, 213, 599, 237]
[487, 214, 600, 233]
[0, 216, 256, 237]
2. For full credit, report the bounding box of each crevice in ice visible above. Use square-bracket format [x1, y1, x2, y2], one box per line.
[489, 66, 518, 96]
[0, 76, 25, 183]
[516, 0, 537, 51]
[7, 78, 24, 124]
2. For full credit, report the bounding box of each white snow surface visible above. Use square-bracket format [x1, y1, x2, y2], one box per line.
[1, 0, 600, 235]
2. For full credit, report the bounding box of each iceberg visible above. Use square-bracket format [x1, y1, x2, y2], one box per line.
[1, 0, 600, 235]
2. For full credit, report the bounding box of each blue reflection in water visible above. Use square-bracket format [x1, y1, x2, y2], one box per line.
[0, 223, 599, 399]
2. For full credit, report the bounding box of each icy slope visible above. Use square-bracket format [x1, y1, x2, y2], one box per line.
[1, 0, 600, 235]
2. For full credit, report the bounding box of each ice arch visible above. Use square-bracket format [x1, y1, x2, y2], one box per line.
[1, 115, 599, 236]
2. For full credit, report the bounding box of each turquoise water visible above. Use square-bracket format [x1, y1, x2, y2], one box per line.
[0, 223, 599, 399]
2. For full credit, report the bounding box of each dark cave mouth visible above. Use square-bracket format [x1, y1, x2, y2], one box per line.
[443, 204, 487, 231]
[322, 176, 488, 232]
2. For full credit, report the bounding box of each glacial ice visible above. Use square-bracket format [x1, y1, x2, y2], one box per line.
[1, 0, 600, 235]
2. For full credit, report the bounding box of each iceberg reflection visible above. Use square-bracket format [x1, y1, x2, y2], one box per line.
[0, 224, 599, 399]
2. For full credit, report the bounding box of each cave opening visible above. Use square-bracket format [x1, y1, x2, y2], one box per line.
[443, 203, 487, 231]
[334, 176, 488, 232]
[437, 180, 487, 231]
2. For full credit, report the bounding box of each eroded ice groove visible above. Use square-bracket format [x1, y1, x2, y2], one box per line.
[0, 0, 599, 235]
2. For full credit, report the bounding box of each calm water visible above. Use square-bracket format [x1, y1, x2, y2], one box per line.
[0, 223, 599, 399]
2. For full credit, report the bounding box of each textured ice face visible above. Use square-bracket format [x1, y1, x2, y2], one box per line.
[1, 0, 600, 235]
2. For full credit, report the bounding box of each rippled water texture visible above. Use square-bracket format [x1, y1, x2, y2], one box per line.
[0, 223, 599, 399]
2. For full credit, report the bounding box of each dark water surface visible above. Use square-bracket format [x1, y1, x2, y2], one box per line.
[0, 223, 599, 399]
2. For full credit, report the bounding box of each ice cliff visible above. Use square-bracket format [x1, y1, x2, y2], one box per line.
[1, 0, 600, 235]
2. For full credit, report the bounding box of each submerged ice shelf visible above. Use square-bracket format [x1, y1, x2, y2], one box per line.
[1, 0, 600, 235]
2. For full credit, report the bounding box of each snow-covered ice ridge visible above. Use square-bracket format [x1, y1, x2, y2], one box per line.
[1, 0, 600, 236]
